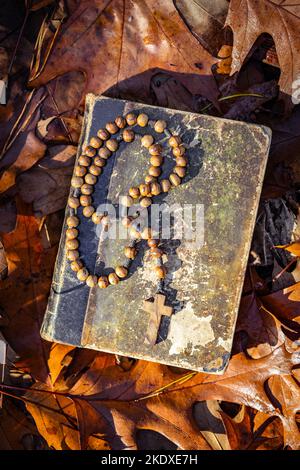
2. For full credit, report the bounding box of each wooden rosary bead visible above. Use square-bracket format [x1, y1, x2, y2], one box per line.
[66, 228, 78, 239]
[94, 156, 106, 167]
[67, 250, 79, 261]
[137, 113, 148, 127]
[122, 129, 135, 142]
[66, 238, 79, 250]
[81, 183, 94, 195]
[175, 156, 187, 167]
[115, 265, 128, 278]
[124, 246, 137, 259]
[98, 147, 111, 159]
[149, 166, 161, 177]
[68, 196, 80, 209]
[108, 272, 120, 285]
[155, 266, 167, 279]
[150, 155, 163, 167]
[174, 166, 186, 178]
[78, 155, 91, 167]
[106, 138, 118, 152]
[129, 187, 140, 198]
[86, 275, 98, 287]
[173, 145, 185, 157]
[77, 267, 89, 282]
[82, 206, 95, 217]
[154, 120, 167, 133]
[71, 176, 84, 188]
[150, 182, 161, 196]
[125, 113, 137, 126]
[106, 122, 119, 134]
[149, 144, 162, 156]
[145, 175, 156, 184]
[92, 212, 103, 224]
[80, 195, 92, 207]
[141, 134, 154, 148]
[67, 215, 79, 228]
[139, 183, 151, 197]
[85, 145, 96, 157]
[141, 227, 152, 240]
[121, 195, 134, 207]
[85, 173, 97, 185]
[150, 247, 163, 258]
[97, 128, 110, 140]
[169, 173, 181, 187]
[89, 165, 102, 176]
[70, 259, 83, 272]
[160, 179, 171, 192]
[148, 239, 158, 248]
[74, 165, 87, 177]
[98, 276, 109, 288]
[121, 216, 133, 228]
[140, 196, 152, 208]
[115, 116, 126, 129]
[168, 135, 181, 147]
[90, 136, 102, 149]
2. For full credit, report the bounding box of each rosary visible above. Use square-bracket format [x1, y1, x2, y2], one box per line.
[66, 112, 187, 345]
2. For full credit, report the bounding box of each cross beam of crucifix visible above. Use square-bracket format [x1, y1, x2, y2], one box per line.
[142, 293, 173, 346]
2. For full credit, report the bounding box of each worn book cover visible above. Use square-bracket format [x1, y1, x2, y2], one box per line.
[41, 94, 271, 374]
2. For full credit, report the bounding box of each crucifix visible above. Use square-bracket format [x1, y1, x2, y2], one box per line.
[143, 293, 174, 346]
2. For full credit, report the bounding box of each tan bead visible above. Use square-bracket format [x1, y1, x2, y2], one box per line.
[150, 247, 163, 258]
[129, 187, 140, 199]
[175, 156, 187, 167]
[86, 275, 98, 287]
[108, 272, 120, 285]
[150, 182, 161, 196]
[149, 166, 161, 177]
[150, 155, 163, 167]
[148, 239, 158, 248]
[98, 276, 109, 288]
[155, 266, 167, 279]
[80, 195, 92, 206]
[92, 212, 103, 224]
[120, 195, 134, 207]
[139, 183, 151, 197]
[115, 116, 126, 129]
[81, 183, 94, 195]
[66, 238, 79, 250]
[78, 155, 91, 167]
[145, 175, 157, 184]
[82, 206, 95, 217]
[115, 265, 128, 278]
[141, 227, 152, 240]
[97, 128, 110, 140]
[71, 176, 84, 188]
[106, 122, 118, 134]
[141, 134, 154, 148]
[122, 129, 135, 142]
[94, 156, 106, 167]
[89, 165, 102, 176]
[125, 113, 136, 126]
[77, 267, 89, 282]
[67, 250, 79, 261]
[85, 145, 96, 157]
[168, 135, 181, 147]
[124, 246, 137, 259]
[66, 228, 78, 239]
[106, 138, 118, 152]
[173, 145, 185, 157]
[137, 113, 148, 127]
[67, 215, 79, 228]
[98, 147, 111, 159]
[149, 144, 162, 156]
[85, 173, 97, 185]
[174, 166, 186, 178]
[74, 165, 87, 177]
[154, 120, 167, 133]
[169, 173, 181, 187]
[68, 196, 80, 209]
[90, 136, 102, 149]
[70, 260, 83, 272]
[121, 216, 133, 228]
[161, 179, 171, 192]
[140, 196, 152, 208]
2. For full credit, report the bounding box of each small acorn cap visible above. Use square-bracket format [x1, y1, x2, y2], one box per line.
[115, 116, 126, 129]
[137, 113, 149, 127]
[78, 155, 91, 167]
[80, 195, 92, 207]
[98, 276, 109, 288]
[98, 147, 112, 159]
[71, 176, 84, 188]
[106, 138, 118, 152]
[168, 135, 181, 147]
[74, 165, 87, 177]
[106, 122, 119, 134]
[173, 145, 185, 157]
[115, 265, 128, 278]
[139, 183, 151, 196]
[82, 206, 95, 217]
[122, 129, 135, 142]
[141, 134, 154, 148]
[89, 165, 102, 176]
[81, 183, 94, 195]
[86, 275, 98, 287]
[66, 228, 78, 239]
[149, 144, 162, 156]
[108, 272, 120, 285]
[125, 113, 137, 126]
[70, 260, 83, 272]
[85, 173, 97, 185]
[77, 267, 89, 281]
[67, 216, 79, 228]
[154, 120, 167, 133]
[84, 145, 96, 157]
[67, 250, 79, 261]
[90, 136, 102, 149]
[66, 238, 79, 250]
[68, 196, 80, 209]
[149, 166, 161, 177]
[129, 187, 140, 198]
[97, 128, 110, 140]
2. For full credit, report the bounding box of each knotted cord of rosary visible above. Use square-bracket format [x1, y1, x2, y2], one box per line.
[65, 112, 188, 290]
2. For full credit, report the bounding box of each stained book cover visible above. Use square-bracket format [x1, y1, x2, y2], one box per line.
[41, 94, 271, 374]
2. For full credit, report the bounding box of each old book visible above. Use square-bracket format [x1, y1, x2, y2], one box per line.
[41, 94, 271, 374]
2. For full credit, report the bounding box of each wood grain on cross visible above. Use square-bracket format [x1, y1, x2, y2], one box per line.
[143, 294, 173, 346]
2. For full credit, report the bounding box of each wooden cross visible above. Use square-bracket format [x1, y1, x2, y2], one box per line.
[143, 293, 173, 346]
